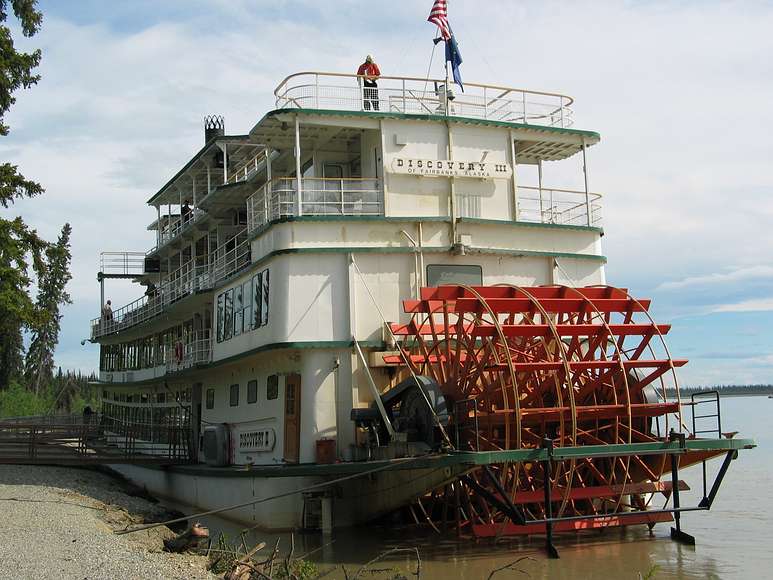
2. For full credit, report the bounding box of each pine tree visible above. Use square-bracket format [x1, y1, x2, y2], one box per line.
[25, 223, 73, 393]
[0, 0, 46, 389]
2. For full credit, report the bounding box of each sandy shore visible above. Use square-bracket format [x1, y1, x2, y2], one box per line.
[0, 464, 215, 579]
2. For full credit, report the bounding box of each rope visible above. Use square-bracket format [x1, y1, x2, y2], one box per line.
[421, 36, 441, 103]
[115, 455, 427, 535]
[349, 255, 453, 447]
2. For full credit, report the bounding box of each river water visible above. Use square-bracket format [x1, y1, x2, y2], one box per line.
[189, 396, 771, 579]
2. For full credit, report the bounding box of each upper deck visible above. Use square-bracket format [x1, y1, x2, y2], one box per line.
[92, 72, 603, 346]
[273, 72, 574, 128]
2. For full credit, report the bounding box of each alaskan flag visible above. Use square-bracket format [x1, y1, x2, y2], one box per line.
[445, 30, 463, 92]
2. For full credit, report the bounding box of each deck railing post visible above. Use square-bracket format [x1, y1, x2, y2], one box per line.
[541, 437, 559, 558]
[522, 92, 528, 124]
[582, 138, 591, 226]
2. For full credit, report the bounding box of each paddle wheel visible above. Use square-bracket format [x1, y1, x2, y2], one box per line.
[383, 285, 699, 539]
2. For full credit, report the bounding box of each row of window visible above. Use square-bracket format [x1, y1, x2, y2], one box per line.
[217, 269, 270, 343]
[205, 375, 279, 410]
[102, 389, 191, 404]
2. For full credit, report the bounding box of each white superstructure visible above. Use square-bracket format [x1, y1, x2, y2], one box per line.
[91, 71, 605, 529]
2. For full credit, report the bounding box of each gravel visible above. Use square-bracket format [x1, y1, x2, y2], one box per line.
[0, 464, 216, 579]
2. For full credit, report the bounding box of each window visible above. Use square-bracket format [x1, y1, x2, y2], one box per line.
[267, 375, 279, 400]
[285, 381, 296, 416]
[230, 383, 240, 407]
[426, 264, 483, 287]
[224, 289, 233, 340]
[243, 281, 253, 332]
[253, 272, 263, 328]
[233, 284, 243, 337]
[247, 379, 258, 404]
[214, 268, 269, 343]
[205, 388, 215, 410]
[260, 269, 270, 326]
[216, 293, 224, 343]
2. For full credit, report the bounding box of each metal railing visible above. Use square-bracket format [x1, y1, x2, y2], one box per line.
[0, 415, 193, 464]
[517, 186, 602, 227]
[226, 149, 266, 185]
[247, 177, 384, 231]
[157, 207, 206, 248]
[91, 230, 251, 339]
[212, 231, 251, 283]
[274, 72, 574, 128]
[100, 252, 145, 276]
[165, 331, 212, 372]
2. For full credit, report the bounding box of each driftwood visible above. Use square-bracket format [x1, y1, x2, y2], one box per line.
[163, 522, 210, 553]
[224, 541, 267, 580]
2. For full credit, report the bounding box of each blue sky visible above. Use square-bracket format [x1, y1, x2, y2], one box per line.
[2, 0, 772, 386]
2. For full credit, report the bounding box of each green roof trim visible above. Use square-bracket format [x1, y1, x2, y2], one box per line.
[146, 134, 251, 206]
[256, 108, 601, 141]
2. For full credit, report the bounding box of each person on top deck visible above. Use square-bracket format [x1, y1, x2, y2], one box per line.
[102, 300, 113, 321]
[357, 55, 381, 111]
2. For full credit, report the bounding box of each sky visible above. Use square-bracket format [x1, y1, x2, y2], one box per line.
[1, 0, 772, 387]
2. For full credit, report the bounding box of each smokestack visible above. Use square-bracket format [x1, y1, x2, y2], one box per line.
[204, 115, 225, 144]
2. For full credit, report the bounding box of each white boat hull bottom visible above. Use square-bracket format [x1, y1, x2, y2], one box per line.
[110, 462, 467, 531]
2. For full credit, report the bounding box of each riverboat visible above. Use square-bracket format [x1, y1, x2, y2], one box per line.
[89, 71, 753, 545]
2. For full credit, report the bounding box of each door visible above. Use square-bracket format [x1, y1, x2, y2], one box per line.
[322, 163, 345, 214]
[283, 373, 302, 463]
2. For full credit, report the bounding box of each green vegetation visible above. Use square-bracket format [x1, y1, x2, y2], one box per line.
[0, 370, 97, 418]
[0, 1, 81, 419]
[668, 384, 773, 397]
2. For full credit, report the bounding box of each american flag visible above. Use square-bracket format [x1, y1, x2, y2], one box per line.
[427, 0, 451, 41]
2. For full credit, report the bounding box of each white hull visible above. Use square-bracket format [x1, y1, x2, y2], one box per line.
[111, 461, 467, 531]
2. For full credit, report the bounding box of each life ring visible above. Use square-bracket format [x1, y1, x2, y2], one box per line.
[175, 341, 183, 364]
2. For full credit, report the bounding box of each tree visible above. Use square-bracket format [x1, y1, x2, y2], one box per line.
[0, 0, 44, 389]
[25, 223, 72, 393]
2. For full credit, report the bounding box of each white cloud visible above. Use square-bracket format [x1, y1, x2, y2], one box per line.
[712, 298, 773, 314]
[657, 266, 773, 291]
[2, 1, 772, 383]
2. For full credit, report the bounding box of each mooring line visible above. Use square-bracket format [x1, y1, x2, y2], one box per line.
[114, 455, 429, 535]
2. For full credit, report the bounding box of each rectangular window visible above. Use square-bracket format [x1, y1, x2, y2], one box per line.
[243, 281, 253, 332]
[253, 272, 262, 328]
[247, 379, 258, 404]
[205, 388, 215, 410]
[426, 264, 483, 287]
[224, 289, 233, 340]
[261, 269, 270, 326]
[267, 374, 278, 400]
[233, 284, 243, 336]
[230, 383, 240, 406]
[216, 293, 224, 343]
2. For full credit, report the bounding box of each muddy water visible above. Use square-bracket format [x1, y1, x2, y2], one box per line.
[189, 396, 771, 579]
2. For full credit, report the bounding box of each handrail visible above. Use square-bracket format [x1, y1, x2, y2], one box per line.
[246, 176, 384, 232]
[91, 229, 250, 339]
[274, 71, 574, 128]
[274, 71, 574, 107]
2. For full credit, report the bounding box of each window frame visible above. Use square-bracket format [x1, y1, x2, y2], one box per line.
[229, 383, 240, 407]
[426, 264, 483, 287]
[205, 388, 215, 410]
[247, 379, 258, 404]
[266, 375, 279, 400]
